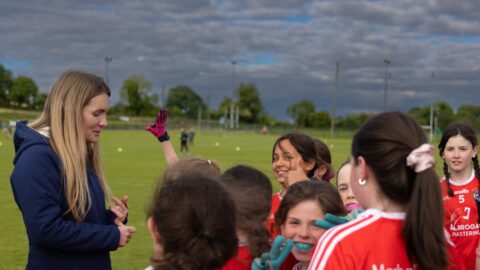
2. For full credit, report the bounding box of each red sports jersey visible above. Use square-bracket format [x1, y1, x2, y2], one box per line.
[266, 193, 282, 238]
[308, 209, 413, 270]
[441, 170, 480, 270]
[221, 246, 251, 270]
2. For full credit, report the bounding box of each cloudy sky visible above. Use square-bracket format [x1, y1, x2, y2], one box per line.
[1, 0, 480, 120]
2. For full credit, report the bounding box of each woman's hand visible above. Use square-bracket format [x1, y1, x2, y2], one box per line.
[110, 195, 129, 225]
[117, 222, 136, 247]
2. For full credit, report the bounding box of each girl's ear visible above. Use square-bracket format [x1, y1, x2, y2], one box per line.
[356, 156, 370, 180]
[302, 159, 316, 172]
[314, 164, 328, 179]
[473, 145, 478, 159]
[147, 217, 161, 244]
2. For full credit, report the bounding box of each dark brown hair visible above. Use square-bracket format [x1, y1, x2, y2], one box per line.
[275, 180, 346, 228]
[272, 133, 318, 178]
[164, 157, 221, 183]
[220, 165, 272, 259]
[351, 112, 447, 270]
[438, 121, 480, 197]
[313, 138, 335, 181]
[148, 174, 237, 270]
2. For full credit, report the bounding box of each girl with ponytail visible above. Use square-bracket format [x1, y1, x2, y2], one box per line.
[438, 121, 480, 270]
[309, 112, 457, 270]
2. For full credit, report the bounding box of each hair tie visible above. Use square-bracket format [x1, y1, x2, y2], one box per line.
[406, 144, 435, 173]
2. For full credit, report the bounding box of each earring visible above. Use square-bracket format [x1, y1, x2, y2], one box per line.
[358, 178, 367, 185]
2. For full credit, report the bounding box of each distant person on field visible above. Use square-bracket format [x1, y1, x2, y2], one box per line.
[180, 127, 189, 153]
[261, 125, 268, 135]
[188, 128, 195, 147]
[10, 70, 135, 269]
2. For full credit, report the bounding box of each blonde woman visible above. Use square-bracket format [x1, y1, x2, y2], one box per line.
[10, 70, 136, 269]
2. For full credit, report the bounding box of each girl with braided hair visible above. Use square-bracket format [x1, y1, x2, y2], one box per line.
[439, 121, 480, 270]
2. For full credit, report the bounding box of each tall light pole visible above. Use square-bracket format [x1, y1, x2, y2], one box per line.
[429, 72, 435, 143]
[104, 57, 112, 85]
[330, 62, 340, 138]
[230, 60, 236, 129]
[383, 59, 391, 112]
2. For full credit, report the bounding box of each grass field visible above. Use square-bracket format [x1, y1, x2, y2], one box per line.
[0, 128, 445, 269]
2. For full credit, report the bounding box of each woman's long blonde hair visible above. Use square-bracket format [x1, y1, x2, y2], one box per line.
[30, 70, 112, 221]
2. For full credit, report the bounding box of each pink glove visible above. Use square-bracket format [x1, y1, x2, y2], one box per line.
[145, 108, 170, 142]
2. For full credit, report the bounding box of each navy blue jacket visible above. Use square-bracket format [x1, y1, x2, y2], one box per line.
[10, 122, 120, 270]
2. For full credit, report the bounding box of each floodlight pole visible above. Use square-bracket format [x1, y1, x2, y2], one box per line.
[230, 60, 236, 129]
[105, 57, 112, 85]
[383, 59, 391, 112]
[330, 62, 339, 138]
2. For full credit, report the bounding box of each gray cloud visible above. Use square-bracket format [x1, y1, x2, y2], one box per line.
[0, 0, 479, 120]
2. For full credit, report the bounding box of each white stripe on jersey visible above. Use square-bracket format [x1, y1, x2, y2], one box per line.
[309, 213, 381, 270]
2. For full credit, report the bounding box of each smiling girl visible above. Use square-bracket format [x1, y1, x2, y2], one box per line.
[268, 133, 318, 236]
[275, 181, 345, 270]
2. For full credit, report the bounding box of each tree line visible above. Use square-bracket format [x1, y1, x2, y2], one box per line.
[1, 64, 479, 131]
[0, 64, 47, 110]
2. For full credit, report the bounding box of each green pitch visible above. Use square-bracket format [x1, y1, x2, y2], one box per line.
[0, 129, 444, 269]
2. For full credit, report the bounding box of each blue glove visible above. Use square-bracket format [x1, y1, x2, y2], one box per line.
[252, 235, 294, 270]
[315, 209, 364, 230]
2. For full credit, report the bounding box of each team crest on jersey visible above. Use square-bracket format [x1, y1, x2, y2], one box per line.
[473, 189, 479, 199]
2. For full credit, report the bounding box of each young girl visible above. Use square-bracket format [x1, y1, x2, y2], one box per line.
[146, 173, 237, 270]
[220, 165, 273, 269]
[309, 112, 449, 270]
[268, 133, 318, 236]
[336, 160, 361, 212]
[10, 70, 136, 269]
[275, 181, 345, 270]
[439, 121, 480, 270]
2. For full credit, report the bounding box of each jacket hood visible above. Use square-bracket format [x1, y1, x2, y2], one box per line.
[13, 121, 50, 165]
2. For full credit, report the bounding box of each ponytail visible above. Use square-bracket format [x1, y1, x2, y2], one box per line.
[443, 160, 454, 197]
[351, 112, 448, 270]
[473, 156, 480, 196]
[403, 168, 447, 270]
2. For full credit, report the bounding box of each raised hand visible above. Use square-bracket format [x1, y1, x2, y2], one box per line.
[252, 235, 294, 270]
[110, 195, 128, 225]
[117, 222, 136, 247]
[145, 108, 170, 142]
